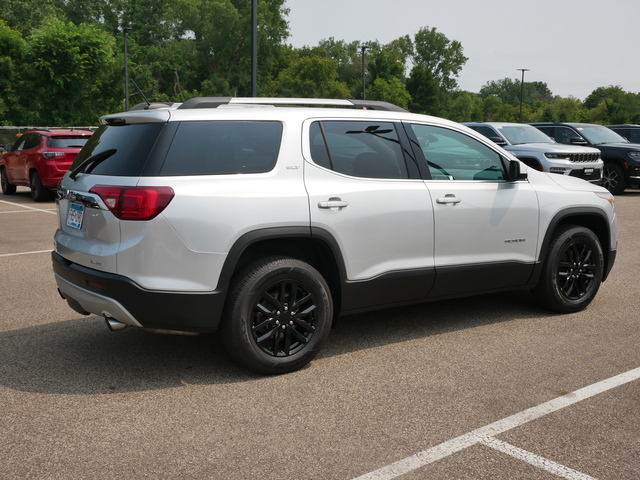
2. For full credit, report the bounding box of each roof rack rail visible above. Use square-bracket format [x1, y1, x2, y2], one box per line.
[177, 97, 407, 112]
[129, 102, 179, 111]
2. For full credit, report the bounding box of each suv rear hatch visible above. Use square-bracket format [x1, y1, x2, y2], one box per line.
[55, 114, 169, 274]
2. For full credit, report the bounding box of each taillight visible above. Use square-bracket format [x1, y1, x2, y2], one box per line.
[89, 185, 175, 220]
[43, 151, 65, 159]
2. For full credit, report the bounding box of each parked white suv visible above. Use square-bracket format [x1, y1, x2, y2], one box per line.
[52, 98, 618, 374]
[463, 122, 603, 183]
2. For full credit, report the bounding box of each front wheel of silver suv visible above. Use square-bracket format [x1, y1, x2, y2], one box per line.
[221, 256, 333, 374]
[533, 225, 604, 313]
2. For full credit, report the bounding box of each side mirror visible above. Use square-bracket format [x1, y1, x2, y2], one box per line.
[488, 136, 507, 146]
[569, 137, 588, 145]
[508, 160, 527, 181]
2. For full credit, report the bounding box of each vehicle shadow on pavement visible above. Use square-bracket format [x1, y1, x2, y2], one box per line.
[0, 289, 552, 395]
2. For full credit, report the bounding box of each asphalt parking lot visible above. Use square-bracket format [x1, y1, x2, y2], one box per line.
[1, 186, 639, 480]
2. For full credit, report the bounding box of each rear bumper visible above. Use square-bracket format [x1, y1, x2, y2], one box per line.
[52, 251, 226, 333]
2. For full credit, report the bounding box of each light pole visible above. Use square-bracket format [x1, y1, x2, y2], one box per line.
[123, 26, 132, 110]
[517, 68, 529, 123]
[361, 44, 369, 100]
[251, 0, 257, 97]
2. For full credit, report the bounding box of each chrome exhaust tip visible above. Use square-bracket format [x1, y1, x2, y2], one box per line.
[105, 317, 128, 331]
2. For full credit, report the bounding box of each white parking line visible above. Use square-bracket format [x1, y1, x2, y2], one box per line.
[353, 366, 640, 480]
[0, 250, 52, 257]
[0, 199, 57, 214]
[478, 436, 597, 480]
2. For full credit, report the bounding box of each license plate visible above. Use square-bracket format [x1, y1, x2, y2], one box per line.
[584, 168, 594, 175]
[66, 203, 85, 229]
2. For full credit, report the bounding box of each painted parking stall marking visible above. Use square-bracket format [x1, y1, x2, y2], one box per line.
[0, 199, 57, 215]
[353, 366, 640, 480]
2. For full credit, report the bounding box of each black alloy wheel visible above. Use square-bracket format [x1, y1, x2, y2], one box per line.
[251, 278, 319, 357]
[602, 163, 625, 195]
[533, 225, 604, 313]
[221, 256, 333, 374]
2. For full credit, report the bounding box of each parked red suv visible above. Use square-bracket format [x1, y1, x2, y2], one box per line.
[1, 128, 93, 201]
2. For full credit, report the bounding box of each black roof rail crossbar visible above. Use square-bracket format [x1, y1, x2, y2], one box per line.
[176, 97, 407, 112]
[129, 102, 177, 111]
[348, 100, 407, 112]
[177, 97, 234, 109]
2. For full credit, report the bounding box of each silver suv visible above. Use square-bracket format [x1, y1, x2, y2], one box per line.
[463, 122, 603, 183]
[52, 98, 618, 374]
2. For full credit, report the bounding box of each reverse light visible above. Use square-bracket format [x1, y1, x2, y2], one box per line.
[89, 185, 175, 220]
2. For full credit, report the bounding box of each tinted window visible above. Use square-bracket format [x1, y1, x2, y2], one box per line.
[21, 134, 41, 150]
[48, 136, 91, 148]
[160, 121, 282, 176]
[630, 130, 640, 143]
[309, 121, 408, 179]
[71, 123, 165, 176]
[473, 126, 500, 139]
[409, 124, 505, 181]
[553, 127, 583, 144]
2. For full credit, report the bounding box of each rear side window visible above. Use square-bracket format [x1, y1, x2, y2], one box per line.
[20, 134, 41, 150]
[71, 123, 165, 176]
[309, 121, 408, 179]
[159, 121, 283, 175]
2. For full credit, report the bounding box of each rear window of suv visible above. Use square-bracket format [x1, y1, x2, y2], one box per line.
[71, 123, 165, 177]
[71, 121, 283, 177]
[48, 136, 91, 149]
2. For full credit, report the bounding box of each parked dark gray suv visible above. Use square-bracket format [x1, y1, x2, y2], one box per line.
[530, 122, 640, 194]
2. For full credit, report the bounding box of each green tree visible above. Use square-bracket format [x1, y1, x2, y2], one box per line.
[271, 47, 350, 98]
[367, 77, 411, 109]
[0, 21, 27, 124]
[480, 77, 552, 108]
[447, 91, 483, 122]
[411, 26, 467, 91]
[25, 19, 118, 124]
[406, 63, 442, 116]
[0, 0, 63, 35]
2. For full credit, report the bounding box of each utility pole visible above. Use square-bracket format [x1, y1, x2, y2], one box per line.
[251, 0, 257, 97]
[361, 44, 369, 100]
[123, 26, 132, 110]
[517, 68, 530, 123]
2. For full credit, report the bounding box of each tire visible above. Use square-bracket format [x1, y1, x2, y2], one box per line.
[602, 163, 626, 195]
[1, 167, 16, 195]
[221, 256, 333, 374]
[533, 225, 604, 313]
[30, 171, 50, 202]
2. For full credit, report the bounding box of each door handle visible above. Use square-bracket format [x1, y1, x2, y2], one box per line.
[318, 198, 349, 210]
[436, 194, 461, 205]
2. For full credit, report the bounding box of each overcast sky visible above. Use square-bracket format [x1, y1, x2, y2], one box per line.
[284, 0, 639, 100]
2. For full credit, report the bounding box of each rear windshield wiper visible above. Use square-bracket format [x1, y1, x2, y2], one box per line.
[69, 149, 117, 180]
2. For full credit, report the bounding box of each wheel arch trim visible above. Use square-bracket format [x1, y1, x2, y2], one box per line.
[531, 206, 615, 284]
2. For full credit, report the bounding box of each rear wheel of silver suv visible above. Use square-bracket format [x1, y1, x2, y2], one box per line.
[221, 256, 333, 374]
[533, 225, 603, 313]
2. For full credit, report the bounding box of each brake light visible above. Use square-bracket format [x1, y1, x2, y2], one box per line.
[43, 151, 65, 159]
[89, 185, 175, 220]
